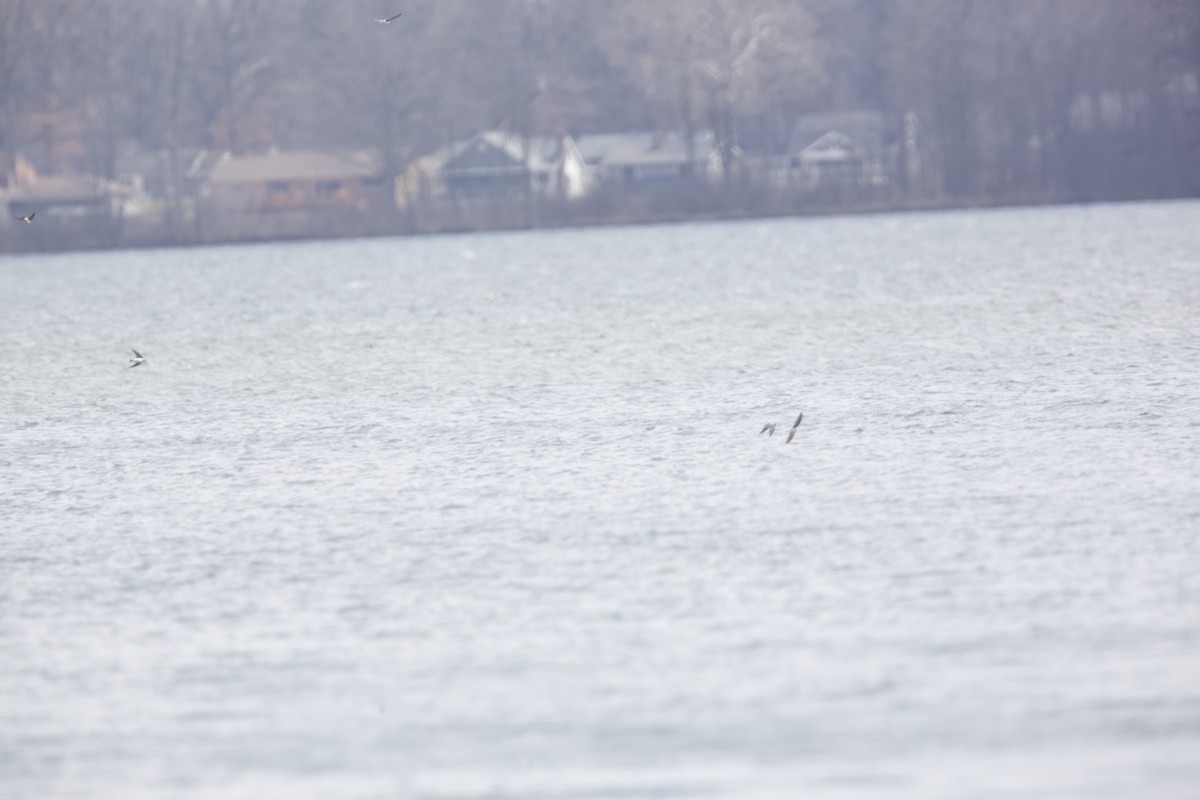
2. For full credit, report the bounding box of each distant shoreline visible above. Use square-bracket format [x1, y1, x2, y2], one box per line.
[3, 191, 1196, 257]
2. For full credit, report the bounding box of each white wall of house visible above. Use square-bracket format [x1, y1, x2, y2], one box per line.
[558, 140, 593, 199]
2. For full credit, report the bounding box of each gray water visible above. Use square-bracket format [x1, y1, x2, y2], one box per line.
[2, 202, 1199, 800]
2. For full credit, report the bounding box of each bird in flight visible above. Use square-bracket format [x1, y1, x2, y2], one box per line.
[785, 412, 803, 443]
[374, 12, 402, 23]
[129, 349, 146, 368]
[14, 212, 34, 223]
[761, 412, 803, 441]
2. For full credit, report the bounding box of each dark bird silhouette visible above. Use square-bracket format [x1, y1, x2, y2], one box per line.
[374, 12, 402, 23]
[785, 412, 803, 443]
[14, 212, 34, 223]
[761, 412, 803, 441]
[129, 349, 145, 368]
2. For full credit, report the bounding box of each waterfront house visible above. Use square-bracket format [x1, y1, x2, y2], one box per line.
[1, 170, 127, 224]
[787, 111, 891, 188]
[437, 131, 590, 204]
[575, 131, 723, 188]
[198, 149, 387, 214]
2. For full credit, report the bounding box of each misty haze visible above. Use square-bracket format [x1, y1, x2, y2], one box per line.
[0, 0, 1197, 246]
[2, 3, 1199, 800]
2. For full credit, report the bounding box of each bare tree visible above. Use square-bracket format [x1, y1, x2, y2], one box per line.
[0, 0, 38, 153]
[2, 0, 1196, 248]
[192, 0, 282, 151]
[601, 0, 825, 186]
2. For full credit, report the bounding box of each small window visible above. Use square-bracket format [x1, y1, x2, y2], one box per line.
[267, 181, 289, 192]
[316, 180, 342, 193]
[361, 176, 384, 189]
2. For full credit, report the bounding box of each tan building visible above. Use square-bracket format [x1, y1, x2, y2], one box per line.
[200, 149, 388, 214]
[1, 153, 131, 233]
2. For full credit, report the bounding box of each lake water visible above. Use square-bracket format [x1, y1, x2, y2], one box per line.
[2, 202, 1199, 799]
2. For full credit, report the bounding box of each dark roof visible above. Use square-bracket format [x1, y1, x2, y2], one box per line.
[441, 132, 567, 175]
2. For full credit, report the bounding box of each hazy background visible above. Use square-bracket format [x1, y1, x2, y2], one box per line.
[4, 3, 1200, 797]
[1, 0, 1198, 204]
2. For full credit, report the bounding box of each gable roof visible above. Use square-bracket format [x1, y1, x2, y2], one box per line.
[442, 132, 567, 175]
[800, 131, 862, 162]
[207, 150, 382, 184]
[788, 111, 888, 159]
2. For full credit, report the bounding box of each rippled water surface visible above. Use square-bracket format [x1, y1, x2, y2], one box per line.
[3, 202, 1199, 799]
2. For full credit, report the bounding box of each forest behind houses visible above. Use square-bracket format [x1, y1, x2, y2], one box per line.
[1, 0, 1197, 250]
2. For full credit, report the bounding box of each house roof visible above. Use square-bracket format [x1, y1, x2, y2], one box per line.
[442, 132, 567, 175]
[800, 131, 862, 162]
[575, 132, 717, 168]
[788, 111, 888, 159]
[207, 149, 382, 184]
[0, 174, 129, 202]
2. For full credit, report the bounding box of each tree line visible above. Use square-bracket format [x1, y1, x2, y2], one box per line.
[1, 0, 1197, 206]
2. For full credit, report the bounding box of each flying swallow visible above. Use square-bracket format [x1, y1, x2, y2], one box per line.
[374, 12, 402, 23]
[129, 348, 145, 368]
[785, 412, 803, 443]
[14, 212, 34, 223]
[760, 422, 777, 436]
